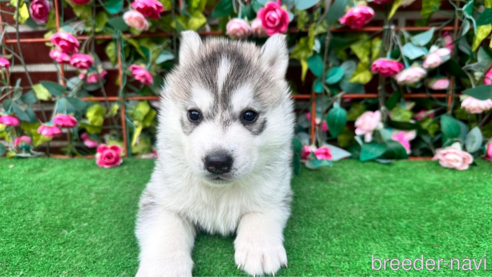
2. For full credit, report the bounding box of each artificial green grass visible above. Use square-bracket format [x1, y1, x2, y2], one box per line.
[0, 158, 491, 276]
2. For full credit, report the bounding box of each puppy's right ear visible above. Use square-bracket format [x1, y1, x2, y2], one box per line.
[179, 31, 202, 65]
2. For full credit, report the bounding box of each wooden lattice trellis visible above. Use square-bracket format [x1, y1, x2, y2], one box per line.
[0, 0, 461, 159]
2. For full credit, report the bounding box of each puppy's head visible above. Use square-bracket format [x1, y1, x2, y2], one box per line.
[159, 31, 294, 185]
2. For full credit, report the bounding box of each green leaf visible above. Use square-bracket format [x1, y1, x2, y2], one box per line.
[105, 0, 123, 14]
[472, 25, 492, 51]
[371, 37, 382, 62]
[401, 43, 427, 60]
[313, 78, 324, 93]
[32, 84, 51, 100]
[388, 0, 402, 19]
[347, 103, 366, 121]
[462, 85, 492, 100]
[411, 28, 435, 46]
[465, 127, 483, 153]
[477, 8, 492, 26]
[0, 144, 5, 156]
[12, 103, 29, 122]
[419, 117, 439, 136]
[385, 91, 401, 110]
[20, 91, 38, 104]
[326, 105, 347, 137]
[131, 101, 151, 121]
[95, 12, 109, 32]
[86, 103, 106, 126]
[156, 50, 175, 64]
[212, 0, 234, 17]
[360, 142, 386, 162]
[441, 115, 461, 143]
[108, 17, 129, 32]
[13, 3, 29, 24]
[66, 97, 88, 112]
[292, 137, 303, 154]
[108, 103, 120, 117]
[350, 39, 371, 63]
[324, 143, 351, 161]
[24, 106, 38, 123]
[443, 59, 468, 78]
[292, 154, 301, 175]
[421, 0, 441, 20]
[105, 42, 117, 66]
[325, 67, 344, 84]
[307, 54, 324, 77]
[295, 0, 318, 10]
[349, 62, 372, 85]
[71, 4, 92, 20]
[40, 81, 65, 96]
[142, 109, 156, 127]
[390, 105, 413, 122]
[326, 0, 349, 24]
[383, 140, 408, 160]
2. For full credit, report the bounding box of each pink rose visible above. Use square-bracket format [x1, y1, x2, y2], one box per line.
[484, 68, 492, 85]
[374, 0, 392, 3]
[70, 54, 93, 70]
[0, 115, 20, 126]
[257, 0, 289, 36]
[53, 114, 78, 128]
[423, 48, 451, 69]
[321, 121, 328, 132]
[29, 0, 50, 23]
[81, 133, 98, 148]
[427, 78, 450, 90]
[394, 67, 426, 85]
[461, 96, 492, 114]
[226, 19, 251, 39]
[251, 18, 267, 37]
[96, 144, 123, 168]
[51, 32, 80, 53]
[131, 0, 164, 19]
[355, 111, 381, 142]
[413, 110, 435, 120]
[0, 57, 11, 69]
[86, 70, 107, 83]
[69, 0, 91, 4]
[300, 145, 311, 162]
[14, 136, 32, 148]
[123, 10, 149, 31]
[129, 65, 153, 85]
[485, 142, 492, 162]
[433, 146, 473, 171]
[442, 32, 454, 52]
[371, 58, 404, 77]
[392, 131, 411, 154]
[339, 5, 375, 29]
[313, 146, 332, 160]
[37, 124, 61, 138]
[50, 49, 71, 64]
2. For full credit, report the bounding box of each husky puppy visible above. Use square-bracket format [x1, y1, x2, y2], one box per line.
[135, 31, 295, 277]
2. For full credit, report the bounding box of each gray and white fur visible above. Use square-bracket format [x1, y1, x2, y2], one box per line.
[135, 31, 295, 276]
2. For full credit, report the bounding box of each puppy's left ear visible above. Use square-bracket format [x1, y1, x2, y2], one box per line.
[261, 34, 289, 79]
[179, 31, 202, 65]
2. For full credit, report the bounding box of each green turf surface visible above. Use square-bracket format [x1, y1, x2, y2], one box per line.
[0, 158, 491, 276]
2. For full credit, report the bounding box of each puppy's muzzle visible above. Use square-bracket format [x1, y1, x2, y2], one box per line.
[205, 151, 233, 175]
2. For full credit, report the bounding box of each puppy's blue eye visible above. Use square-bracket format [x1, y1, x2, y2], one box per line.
[188, 110, 201, 122]
[242, 110, 258, 123]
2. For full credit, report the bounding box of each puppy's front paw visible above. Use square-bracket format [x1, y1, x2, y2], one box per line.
[234, 235, 287, 276]
[136, 256, 193, 277]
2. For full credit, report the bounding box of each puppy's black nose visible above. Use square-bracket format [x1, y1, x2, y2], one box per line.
[205, 152, 233, 175]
